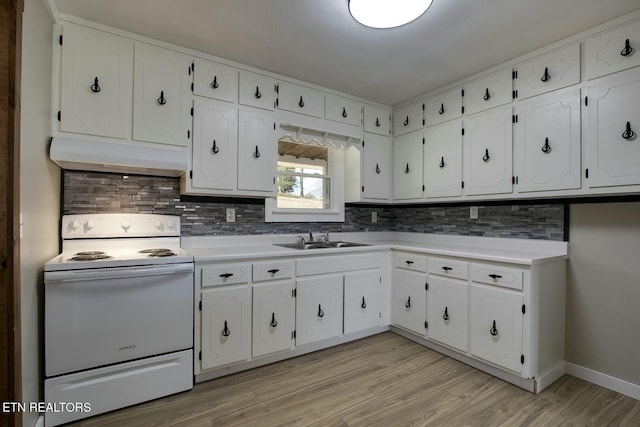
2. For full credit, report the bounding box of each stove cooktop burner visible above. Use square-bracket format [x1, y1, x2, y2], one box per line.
[140, 248, 177, 257]
[75, 251, 107, 256]
[70, 254, 113, 261]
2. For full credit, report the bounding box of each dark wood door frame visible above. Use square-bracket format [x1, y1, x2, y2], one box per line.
[1, 0, 23, 426]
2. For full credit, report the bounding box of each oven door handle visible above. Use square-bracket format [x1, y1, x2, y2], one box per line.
[45, 263, 194, 283]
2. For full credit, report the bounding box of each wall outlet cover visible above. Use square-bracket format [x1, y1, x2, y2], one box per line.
[372, 211, 378, 223]
[470, 206, 479, 219]
[226, 208, 236, 222]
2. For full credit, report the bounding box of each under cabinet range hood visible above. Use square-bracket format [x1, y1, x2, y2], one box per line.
[49, 137, 188, 177]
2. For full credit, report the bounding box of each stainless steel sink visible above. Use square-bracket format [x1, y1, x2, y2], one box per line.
[274, 241, 370, 250]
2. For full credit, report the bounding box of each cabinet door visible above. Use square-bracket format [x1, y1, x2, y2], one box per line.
[193, 58, 238, 103]
[344, 269, 381, 335]
[515, 90, 581, 192]
[463, 107, 513, 196]
[515, 44, 580, 100]
[239, 71, 277, 111]
[425, 86, 463, 127]
[586, 19, 640, 80]
[424, 120, 463, 198]
[277, 82, 324, 118]
[237, 106, 276, 194]
[364, 105, 391, 136]
[59, 23, 133, 139]
[469, 283, 523, 373]
[133, 43, 192, 146]
[295, 275, 343, 346]
[252, 281, 295, 358]
[427, 277, 467, 352]
[325, 94, 362, 127]
[586, 69, 640, 187]
[463, 68, 513, 116]
[191, 97, 237, 190]
[392, 269, 426, 336]
[393, 130, 424, 200]
[200, 285, 251, 370]
[393, 101, 423, 136]
[362, 133, 392, 200]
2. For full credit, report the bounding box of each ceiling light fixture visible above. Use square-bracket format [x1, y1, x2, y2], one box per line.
[348, 0, 433, 29]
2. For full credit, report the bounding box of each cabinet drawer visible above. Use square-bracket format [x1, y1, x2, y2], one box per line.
[428, 257, 469, 280]
[277, 82, 324, 118]
[515, 44, 580, 99]
[424, 86, 463, 127]
[470, 263, 523, 290]
[239, 71, 277, 111]
[193, 58, 239, 103]
[463, 68, 513, 116]
[586, 19, 640, 80]
[325, 94, 362, 127]
[393, 101, 423, 136]
[364, 105, 391, 136]
[393, 252, 427, 272]
[296, 254, 381, 276]
[252, 260, 294, 282]
[202, 263, 250, 287]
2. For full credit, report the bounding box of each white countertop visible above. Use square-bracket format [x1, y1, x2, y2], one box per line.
[182, 232, 568, 265]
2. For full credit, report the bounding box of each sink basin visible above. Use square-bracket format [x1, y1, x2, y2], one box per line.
[274, 241, 370, 250]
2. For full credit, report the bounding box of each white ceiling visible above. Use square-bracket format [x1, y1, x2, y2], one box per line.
[54, 0, 640, 106]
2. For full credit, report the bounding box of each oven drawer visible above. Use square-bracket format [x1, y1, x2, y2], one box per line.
[253, 260, 294, 282]
[202, 263, 251, 287]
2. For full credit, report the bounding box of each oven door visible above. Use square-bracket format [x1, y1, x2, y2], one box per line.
[45, 263, 194, 377]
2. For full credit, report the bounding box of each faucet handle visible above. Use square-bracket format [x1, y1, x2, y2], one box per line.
[296, 236, 306, 244]
[322, 232, 330, 243]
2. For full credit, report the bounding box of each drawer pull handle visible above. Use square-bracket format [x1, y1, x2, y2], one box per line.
[439, 103, 445, 115]
[488, 274, 502, 279]
[342, 107, 348, 118]
[405, 296, 411, 309]
[489, 320, 498, 337]
[211, 76, 219, 89]
[483, 88, 491, 101]
[540, 66, 551, 82]
[361, 296, 367, 309]
[267, 269, 280, 274]
[157, 90, 167, 105]
[90, 76, 101, 93]
[375, 117, 381, 127]
[542, 137, 552, 154]
[211, 140, 220, 154]
[622, 122, 636, 140]
[482, 148, 490, 162]
[443, 306, 449, 321]
[442, 266, 453, 271]
[317, 304, 324, 318]
[222, 320, 231, 337]
[405, 260, 414, 265]
[621, 38, 633, 57]
[298, 96, 305, 108]
[255, 86, 262, 99]
[270, 312, 278, 328]
[219, 273, 234, 278]
[403, 116, 409, 126]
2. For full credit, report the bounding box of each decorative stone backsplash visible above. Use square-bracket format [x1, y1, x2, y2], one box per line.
[63, 171, 565, 240]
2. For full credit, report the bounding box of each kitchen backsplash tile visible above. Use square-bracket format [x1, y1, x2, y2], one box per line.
[63, 171, 565, 240]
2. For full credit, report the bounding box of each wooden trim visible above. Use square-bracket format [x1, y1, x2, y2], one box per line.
[1, 0, 23, 426]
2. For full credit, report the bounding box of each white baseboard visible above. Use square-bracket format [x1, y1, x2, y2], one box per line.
[535, 361, 566, 393]
[566, 362, 640, 400]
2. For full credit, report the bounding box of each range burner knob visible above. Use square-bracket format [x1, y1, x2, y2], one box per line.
[121, 219, 131, 231]
[70, 220, 81, 231]
[85, 220, 95, 231]
[167, 220, 177, 230]
[154, 220, 164, 231]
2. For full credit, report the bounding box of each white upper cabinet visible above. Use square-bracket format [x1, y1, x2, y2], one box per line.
[586, 19, 640, 80]
[190, 97, 237, 191]
[393, 101, 423, 136]
[424, 120, 463, 198]
[363, 105, 391, 136]
[59, 23, 133, 139]
[239, 71, 277, 111]
[393, 130, 424, 200]
[237, 106, 276, 194]
[193, 58, 239, 103]
[277, 82, 324, 118]
[586, 68, 640, 188]
[515, 44, 580, 100]
[424, 86, 463, 127]
[515, 90, 581, 193]
[362, 133, 392, 200]
[325, 94, 362, 127]
[133, 43, 192, 146]
[463, 68, 513, 116]
[463, 107, 513, 196]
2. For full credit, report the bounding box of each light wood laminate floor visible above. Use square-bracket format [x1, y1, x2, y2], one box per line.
[70, 332, 640, 426]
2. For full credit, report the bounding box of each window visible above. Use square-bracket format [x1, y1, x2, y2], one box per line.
[265, 139, 345, 222]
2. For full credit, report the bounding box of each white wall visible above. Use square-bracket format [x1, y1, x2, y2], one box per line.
[566, 202, 640, 387]
[20, 0, 58, 425]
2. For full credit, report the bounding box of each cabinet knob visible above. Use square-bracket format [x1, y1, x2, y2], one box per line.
[621, 38, 634, 57]
[222, 320, 231, 337]
[375, 117, 381, 127]
[317, 304, 324, 318]
[405, 296, 411, 309]
[253, 145, 261, 158]
[488, 273, 502, 279]
[267, 269, 280, 274]
[439, 156, 445, 168]
[443, 306, 449, 321]
[542, 137, 552, 153]
[298, 96, 305, 108]
[90, 76, 101, 93]
[482, 148, 490, 163]
[483, 88, 491, 101]
[342, 107, 348, 118]
[442, 266, 452, 271]
[375, 163, 381, 174]
[439, 103, 445, 115]
[211, 140, 220, 154]
[405, 163, 410, 174]
[361, 296, 367, 310]
[157, 90, 167, 105]
[403, 116, 409, 126]
[255, 86, 262, 99]
[270, 312, 278, 328]
[541, 66, 551, 82]
[489, 320, 498, 336]
[219, 273, 234, 278]
[622, 122, 636, 140]
[211, 76, 219, 89]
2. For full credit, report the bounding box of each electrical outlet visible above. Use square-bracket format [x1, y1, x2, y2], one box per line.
[371, 211, 378, 223]
[470, 206, 478, 219]
[226, 208, 236, 223]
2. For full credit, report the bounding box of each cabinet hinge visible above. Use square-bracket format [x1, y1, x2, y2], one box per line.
[380, 276, 382, 283]
[584, 96, 588, 107]
[191, 62, 195, 72]
[425, 321, 428, 329]
[362, 140, 365, 147]
[461, 181, 464, 189]
[199, 300, 202, 311]
[461, 89, 465, 97]
[276, 98, 279, 108]
[585, 168, 589, 179]
[198, 351, 202, 360]
[422, 185, 425, 192]
[190, 170, 193, 180]
[187, 130, 190, 139]
[191, 82, 194, 92]
[275, 84, 279, 93]
[57, 111, 61, 122]
[512, 70, 518, 79]
[516, 176, 519, 184]
[190, 107, 194, 116]
[521, 354, 525, 364]
[512, 90, 518, 99]
[274, 122, 276, 130]
[425, 282, 429, 291]
[522, 304, 526, 314]
[273, 177, 276, 185]
[292, 288, 297, 298]
[512, 176, 515, 185]
[461, 106, 464, 114]
[423, 119, 425, 126]
[422, 138, 425, 145]
[291, 330, 296, 339]
[461, 128, 465, 136]
[512, 115, 519, 123]
[59, 34, 63, 45]
[422, 103, 425, 111]
[362, 186, 365, 192]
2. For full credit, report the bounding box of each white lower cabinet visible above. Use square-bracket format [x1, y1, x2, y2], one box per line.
[295, 275, 344, 346]
[469, 282, 523, 373]
[392, 268, 427, 336]
[344, 269, 381, 335]
[426, 276, 468, 352]
[200, 285, 251, 370]
[252, 281, 295, 358]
